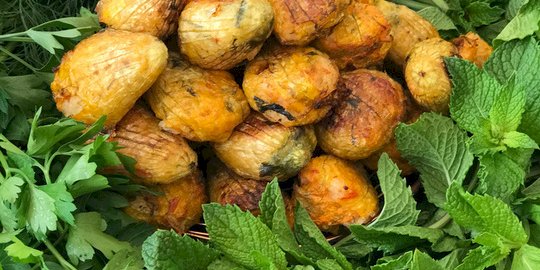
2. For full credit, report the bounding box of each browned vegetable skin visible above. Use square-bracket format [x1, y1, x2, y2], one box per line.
[145, 53, 250, 142]
[243, 46, 340, 127]
[109, 103, 197, 184]
[213, 113, 317, 181]
[178, 0, 274, 70]
[269, 0, 350, 45]
[316, 69, 406, 160]
[405, 38, 458, 113]
[294, 155, 379, 231]
[452, 32, 493, 67]
[314, 1, 392, 69]
[51, 29, 168, 128]
[375, 0, 439, 68]
[124, 170, 207, 233]
[96, 0, 184, 38]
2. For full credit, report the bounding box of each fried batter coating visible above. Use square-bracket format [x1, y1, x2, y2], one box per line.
[452, 32, 493, 67]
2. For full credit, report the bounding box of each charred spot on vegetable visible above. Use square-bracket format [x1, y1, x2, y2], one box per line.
[186, 86, 196, 97]
[235, 0, 247, 27]
[253, 96, 296, 121]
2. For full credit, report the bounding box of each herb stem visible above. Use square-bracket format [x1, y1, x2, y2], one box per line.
[391, 0, 432, 10]
[43, 239, 76, 270]
[0, 151, 11, 178]
[427, 214, 451, 229]
[0, 45, 36, 71]
[334, 234, 354, 248]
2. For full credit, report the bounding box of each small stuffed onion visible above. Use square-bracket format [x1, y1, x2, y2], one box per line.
[269, 0, 350, 45]
[110, 103, 197, 184]
[243, 46, 340, 127]
[124, 171, 206, 233]
[145, 54, 250, 142]
[294, 155, 379, 231]
[51, 29, 168, 128]
[314, 1, 392, 69]
[96, 0, 183, 38]
[316, 69, 406, 160]
[452, 32, 493, 67]
[213, 113, 317, 181]
[179, 0, 274, 70]
[375, 0, 439, 68]
[405, 38, 458, 113]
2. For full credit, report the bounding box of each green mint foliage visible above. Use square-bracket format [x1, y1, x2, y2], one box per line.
[455, 245, 510, 270]
[142, 230, 219, 270]
[495, 0, 540, 44]
[464, 2, 504, 27]
[410, 250, 445, 270]
[417, 7, 457, 31]
[395, 113, 474, 207]
[369, 154, 419, 228]
[208, 258, 248, 270]
[203, 203, 287, 270]
[371, 251, 413, 270]
[445, 184, 528, 248]
[512, 244, 540, 269]
[103, 249, 144, 270]
[489, 77, 526, 136]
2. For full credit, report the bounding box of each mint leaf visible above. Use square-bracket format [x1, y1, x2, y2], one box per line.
[495, 0, 540, 44]
[522, 178, 540, 199]
[19, 185, 57, 240]
[66, 212, 131, 265]
[410, 250, 444, 270]
[103, 249, 144, 270]
[445, 184, 528, 248]
[512, 244, 540, 269]
[395, 113, 474, 207]
[438, 249, 467, 269]
[502, 131, 539, 149]
[477, 149, 533, 201]
[369, 154, 419, 228]
[294, 205, 351, 270]
[349, 225, 444, 254]
[142, 230, 219, 270]
[489, 77, 526, 134]
[4, 237, 43, 264]
[455, 245, 510, 270]
[465, 2, 505, 27]
[316, 259, 343, 270]
[371, 251, 412, 270]
[203, 204, 287, 270]
[417, 7, 457, 30]
[38, 183, 76, 225]
[446, 57, 502, 134]
[0, 177, 24, 203]
[208, 258, 247, 270]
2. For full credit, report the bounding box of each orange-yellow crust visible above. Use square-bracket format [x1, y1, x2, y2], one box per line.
[405, 38, 458, 113]
[96, 0, 183, 38]
[179, 0, 274, 70]
[124, 171, 207, 233]
[314, 1, 392, 69]
[294, 155, 379, 231]
[316, 69, 406, 160]
[213, 113, 317, 181]
[51, 29, 168, 128]
[110, 104, 197, 184]
[243, 46, 340, 127]
[452, 32, 493, 67]
[269, 0, 350, 45]
[145, 54, 250, 142]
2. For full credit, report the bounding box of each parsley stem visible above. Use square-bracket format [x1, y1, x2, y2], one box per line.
[0, 45, 36, 72]
[43, 239, 76, 270]
[0, 151, 10, 178]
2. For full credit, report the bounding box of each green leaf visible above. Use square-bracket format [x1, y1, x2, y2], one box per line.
[395, 113, 474, 207]
[489, 77, 526, 134]
[38, 183, 76, 225]
[203, 204, 287, 270]
[0, 177, 24, 203]
[56, 154, 97, 186]
[465, 2, 505, 27]
[7, 153, 35, 181]
[208, 258, 248, 270]
[438, 249, 467, 269]
[476, 148, 533, 201]
[142, 230, 219, 270]
[495, 0, 540, 44]
[293, 205, 351, 270]
[417, 7, 457, 30]
[0, 76, 52, 117]
[316, 259, 343, 270]
[27, 117, 85, 156]
[66, 212, 131, 265]
[371, 251, 412, 270]
[103, 249, 144, 270]
[507, 0, 529, 19]
[522, 178, 540, 199]
[455, 245, 510, 270]
[502, 131, 538, 149]
[369, 154, 419, 228]
[0, 202, 18, 232]
[4, 237, 43, 264]
[445, 183, 528, 248]
[410, 250, 444, 270]
[512, 244, 540, 269]
[349, 225, 444, 254]
[446, 57, 503, 134]
[69, 175, 109, 198]
[19, 185, 57, 240]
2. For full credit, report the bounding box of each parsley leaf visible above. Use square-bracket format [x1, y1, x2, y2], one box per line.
[0, 176, 24, 203]
[38, 183, 76, 225]
[396, 113, 474, 207]
[19, 185, 57, 240]
[369, 153, 419, 228]
[4, 237, 43, 264]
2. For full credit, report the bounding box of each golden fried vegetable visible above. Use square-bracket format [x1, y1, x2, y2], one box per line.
[294, 155, 379, 231]
[145, 54, 250, 142]
[243, 46, 340, 127]
[405, 38, 458, 113]
[207, 160, 268, 215]
[213, 113, 317, 181]
[269, 0, 350, 45]
[452, 32, 493, 67]
[316, 69, 406, 160]
[96, 0, 183, 38]
[110, 103, 197, 184]
[51, 29, 167, 128]
[124, 171, 206, 233]
[178, 0, 273, 70]
[375, 0, 439, 68]
[314, 1, 392, 69]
